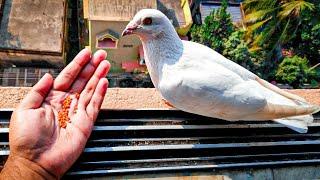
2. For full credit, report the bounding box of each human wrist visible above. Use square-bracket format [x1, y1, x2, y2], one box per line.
[0, 155, 57, 180]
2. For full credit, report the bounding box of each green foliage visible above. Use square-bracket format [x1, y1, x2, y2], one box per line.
[243, 0, 319, 82]
[189, 0, 234, 53]
[286, 0, 320, 64]
[303, 23, 320, 59]
[202, 0, 234, 53]
[189, 0, 319, 87]
[276, 56, 317, 88]
[189, 0, 270, 78]
[222, 30, 276, 80]
[249, 48, 277, 79]
[223, 30, 253, 70]
[190, 25, 204, 44]
[289, 23, 320, 64]
[243, 0, 315, 57]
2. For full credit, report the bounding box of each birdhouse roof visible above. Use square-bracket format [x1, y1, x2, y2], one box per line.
[84, 0, 157, 21]
[96, 29, 120, 40]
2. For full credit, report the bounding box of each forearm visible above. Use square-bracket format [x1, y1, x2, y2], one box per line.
[0, 155, 56, 180]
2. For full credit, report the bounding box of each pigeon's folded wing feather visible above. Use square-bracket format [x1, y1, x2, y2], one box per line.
[255, 77, 307, 103]
[160, 59, 319, 121]
[182, 40, 308, 104]
[160, 62, 267, 120]
[182, 40, 258, 81]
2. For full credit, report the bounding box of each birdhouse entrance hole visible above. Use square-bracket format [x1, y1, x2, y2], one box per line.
[97, 37, 117, 48]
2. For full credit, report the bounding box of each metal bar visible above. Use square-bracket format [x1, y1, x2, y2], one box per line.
[89, 137, 201, 142]
[0, 111, 319, 123]
[84, 140, 320, 153]
[0, 150, 9, 156]
[88, 134, 320, 143]
[99, 118, 186, 122]
[0, 128, 8, 133]
[67, 159, 320, 175]
[93, 123, 320, 131]
[98, 118, 320, 123]
[80, 152, 320, 165]
[5, 140, 319, 155]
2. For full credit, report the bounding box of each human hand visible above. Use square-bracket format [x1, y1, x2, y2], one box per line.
[1, 49, 110, 179]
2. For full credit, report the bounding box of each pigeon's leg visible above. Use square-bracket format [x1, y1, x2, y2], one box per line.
[162, 99, 175, 108]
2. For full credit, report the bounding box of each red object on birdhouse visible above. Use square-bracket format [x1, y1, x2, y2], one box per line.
[122, 61, 141, 72]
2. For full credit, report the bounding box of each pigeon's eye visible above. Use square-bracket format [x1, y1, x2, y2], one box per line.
[142, 17, 152, 25]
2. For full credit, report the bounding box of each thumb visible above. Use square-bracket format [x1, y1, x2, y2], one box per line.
[18, 73, 53, 110]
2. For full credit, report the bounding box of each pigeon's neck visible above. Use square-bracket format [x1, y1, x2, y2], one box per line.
[142, 33, 183, 88]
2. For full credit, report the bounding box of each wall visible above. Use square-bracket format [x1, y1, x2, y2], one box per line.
[0, 88, 319, 109]
[0, 52, 65, 68]
[0, 0, 67, 67]
[87, 0, 157, 21]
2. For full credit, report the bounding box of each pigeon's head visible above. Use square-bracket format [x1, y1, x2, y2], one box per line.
[122, 9, 175, 40]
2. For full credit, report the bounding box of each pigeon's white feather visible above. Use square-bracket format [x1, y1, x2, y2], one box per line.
[180, 40, 258, 81]
[127, 9, 320, 133]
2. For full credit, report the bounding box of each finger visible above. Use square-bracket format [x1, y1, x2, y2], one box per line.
[70, 50, 107, 93]
[78, 60, 110, 110]
[86, 78, 108, 120]
[18, 73, 53, 109]
[53, 48, 91, 91]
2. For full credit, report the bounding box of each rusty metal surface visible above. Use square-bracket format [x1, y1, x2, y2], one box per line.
[0, 0, 66, 53]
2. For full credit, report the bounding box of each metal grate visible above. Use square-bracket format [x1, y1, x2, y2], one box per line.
[0, 110, 320, 177]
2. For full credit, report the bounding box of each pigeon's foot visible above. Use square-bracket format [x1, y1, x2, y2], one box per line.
[162, 99, 175, 108]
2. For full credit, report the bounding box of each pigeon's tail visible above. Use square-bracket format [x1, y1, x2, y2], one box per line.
[256, 103, 320, 120]
[274, 115, 314, 133]
[253, 103, 320, 133]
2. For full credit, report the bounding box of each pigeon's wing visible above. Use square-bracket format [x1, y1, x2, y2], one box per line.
[161, 41, 319, 133]
[160, 59, 319, 121]
[182, 40, 308, 104]
[255, 77, 307, 103]
[182, 40, 257, 81]
[159, 60, 268, 120]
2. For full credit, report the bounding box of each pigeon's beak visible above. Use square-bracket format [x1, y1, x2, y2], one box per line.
[122, 26, 137, 37]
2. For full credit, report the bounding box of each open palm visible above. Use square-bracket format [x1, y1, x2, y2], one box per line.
[9, 49, 110, 177]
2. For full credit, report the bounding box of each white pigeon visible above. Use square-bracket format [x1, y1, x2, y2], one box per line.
[122, 9, 320, 133]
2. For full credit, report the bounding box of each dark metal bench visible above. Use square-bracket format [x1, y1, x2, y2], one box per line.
[0, 109, 319, 178]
